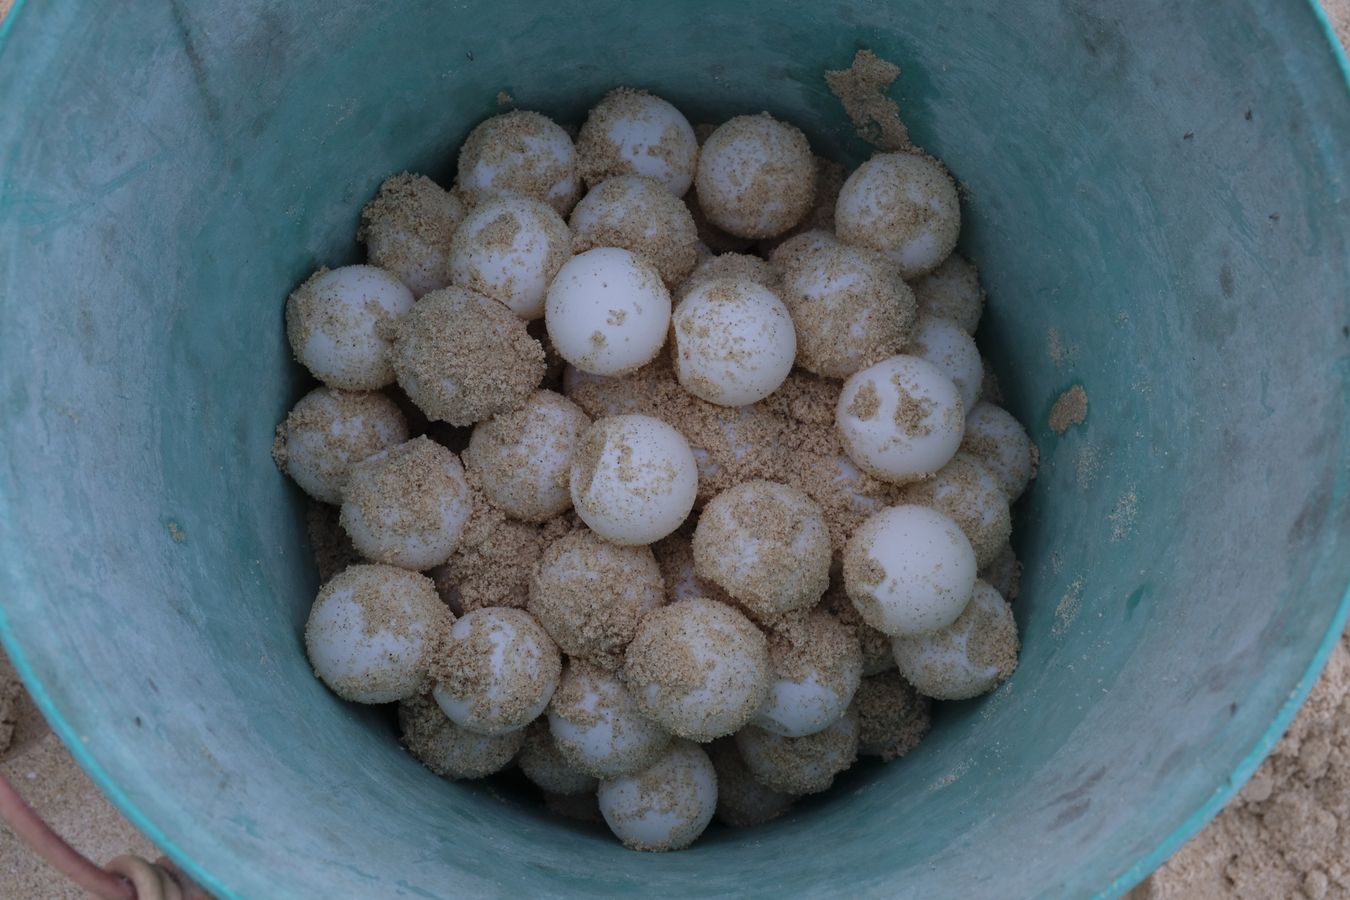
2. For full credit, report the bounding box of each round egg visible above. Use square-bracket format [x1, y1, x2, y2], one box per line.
[691, 481, 831, 620]
[694, 114, 815, 239]
[464, 390, 591, 522]
[398, 693, 524, 779]
[774, 237, 917, 379]
[392, 286, 546, 426]
[853, 670, 932, 760]
[960, 401, 1037, 501]
[734, 707, 860, 795]
[674, 252, 777, 304]
[753, 608, 863, 738]
[835, 151, 961, 279]
[576, 87, 699, 196]
[911, 253, 984, 334]
[273, 387, 409, 504]
[979, 541, 1022, 602]
[905, 315, 982, 412]
[892, 580, 1019, 700]
[528, 528, 664, 669]
[304, 564, 449, 703]
[448, 194, 572, 320]
[433, 607, 561, 735]
[569, 175, 699, 287]
[707, 738, 796, 828]
[766, 228, 838, 274]
[597, 739, 717, 852]
[518, 721, 599, 796]
[285, 265, 414, 390]
[899, 453, 1011, 569]
[358, 172, 467, 297]
[843, 504, 977, 637]
[836, 354, 966, 485]
[623, 597, 770, 741]
[759, 155, 847, 255]
[822, 584, 897, 676]
[545, 248, 672, 376]
[569, 414, 698, 545]
[339, 437, 472, 570]
[671, 277, 797, 406]
[456, 110, 580, 215]
[548, 659, 672, 778]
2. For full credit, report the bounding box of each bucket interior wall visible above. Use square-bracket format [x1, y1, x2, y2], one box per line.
[1, 1, 1349, 897]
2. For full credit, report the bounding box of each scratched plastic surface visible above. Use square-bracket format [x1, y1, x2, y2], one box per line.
[1, 2, 1348, 898]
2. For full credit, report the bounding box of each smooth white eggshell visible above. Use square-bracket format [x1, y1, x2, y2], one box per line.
[570, 414, 697, 545]
[545, 248, 672, 376]
[598, 739, 717, 852]
[305, 564, 448, 703]
[285, 265, 414, 390]
[433, 607, 561, 735]
[892, 580, 1019, 700]
[577, 88, 699, 196]
[905, 315, 982, 412]
[276, 387, 409, 504]
[449, 195, 571, 320]
[836, 355, 966, 485]
[835, 152, 961, 279]
[960, 401, 1036, 500]
[548, 660, 672, 778]
[671, 278, 796, 406]
[843, 504, 977, 637]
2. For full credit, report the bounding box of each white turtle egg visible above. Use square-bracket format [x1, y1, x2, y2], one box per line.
[545, 248, 672, 376]
[570, 414, 697, 545]
[752, 609, 863, 738]
[960, 401, 1037, 501]
[835, 151, 960, 279]
[548, 659, 672, 778]
[597, 739, 717, 852]
[273, 387, 408, 504]
[892, 580, 1019, 700]
[905, 315, 983, 412]
[576, 88, 699, 196]
[464, 390, 590, 522]
[285, 265, 414, 390]
[448, 194, 571, 320]
[433, 607, 561, 736]
[456, 110, 580, 215]
[671, 278, 796, 406]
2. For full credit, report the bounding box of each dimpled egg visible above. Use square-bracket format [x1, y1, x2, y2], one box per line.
[273, 387, 409, 504]
[598, 739, 717, 852]
[734, 706, 860, 795]
[304, 564, 449, 703]
[433, 607, 562, 736]
[900, 452, 1012, 569]
[905, 315, 983, 412]
[456, 110, 580, 215]
[286, 265, 414, 390]
[577, 88, 699, 196]
[752, 609, 863, 738]
[548, 659, 672, 778]
[464, 390, 591, 523]
[623, 597, 770, 741]
[448, 194, 572, 320]
[835, 151, 961, 279]
[545, 248, 672, 376]
[692, 481, 831, 620]
[892, 580, 1019, 700]
[694, 114, 816, 239]
[569, 175, 699, 287]
[398, 693, 525, 779]
[671, 278, 797, 406]
[836, 354, 966, 485]
[570, 414, 698, 545]
[707, 738, 797, 827]
[911, 253, 984, 334]
[358, 172, 467, 298]
[339, 437, 473, 570]
[517, 721, 599, 795]
[843, 504, 977, 637]
[960, 401, 1037, 501]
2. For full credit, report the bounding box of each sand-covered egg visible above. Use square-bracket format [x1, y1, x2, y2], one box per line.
[694, 114, 815, 239]
[904, 315, 982, 413]
[456, 110, 580, 215]
[835, 151, 960, 279]
[433, 607, 561, 735]
[570, 414, 698, 545]
[448, 194, 572, 320]
[836, 354, 965, 485]
[304, 564, 449, 703]
[464, 390, 590, 522]
[960, 401, 1037, 501]
[843, 504, 977, 637]
[752, 608, 863, 738]
[548, 659, 672, 778]
[569, 175, 699, 286]
[900, 453, 1011, 569]
[529, 528, 664, 669]
[517, 721, 599, 795]
[339, 437, 472, 570]
[577, 88, 699, 196]
[979, 542, 1022, 602]
[853, 670, 932, 760]
[545, 248, 672, 376]
[892, 579, 1019, 700]
[707, 738, 796, 827]
[358, 172, 467, 297]
[286, 265, 414, 390]
[822, 583, 897, 677]
[623, 597, 770, 741]
[911, 253, 984, 334]
[671, 277, 797, 406]
[692, 481, 831, 620]
[598, 739, 717, 852]
[734, 707, 859, 795]
[273, 387, 409, 504]
[674, 252, 777, 304]
[398, 693, 524, 779]
[392, 287, 545, 426]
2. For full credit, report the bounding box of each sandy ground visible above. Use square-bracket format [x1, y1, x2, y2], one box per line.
[0, 3, 1347, 897]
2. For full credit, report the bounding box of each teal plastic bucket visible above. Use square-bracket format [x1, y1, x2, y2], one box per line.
[1, 2, 1348, 897]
